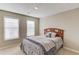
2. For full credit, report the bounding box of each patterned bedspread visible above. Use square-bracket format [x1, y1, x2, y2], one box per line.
[20, 36, 63, 55]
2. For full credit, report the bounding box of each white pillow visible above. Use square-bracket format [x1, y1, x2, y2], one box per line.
[51, 32, 56, 38]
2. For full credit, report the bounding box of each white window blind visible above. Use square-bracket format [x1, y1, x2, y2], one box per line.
[4, 17, 19, 40]
[27, 20, 35, 36]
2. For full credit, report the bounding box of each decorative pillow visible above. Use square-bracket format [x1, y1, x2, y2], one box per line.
[45, 32, 52, 38]
[45, 32, 56, 38]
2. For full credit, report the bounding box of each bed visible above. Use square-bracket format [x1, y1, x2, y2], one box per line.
[20, 28, 64, 55]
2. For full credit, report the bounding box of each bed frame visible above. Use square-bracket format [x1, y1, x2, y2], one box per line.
[44, 28, 64, 40]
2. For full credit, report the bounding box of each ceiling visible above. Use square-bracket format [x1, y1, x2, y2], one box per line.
[0, 3, 79, 18]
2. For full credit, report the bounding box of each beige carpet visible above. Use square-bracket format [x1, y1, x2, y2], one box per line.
[0, 45, 78, 55]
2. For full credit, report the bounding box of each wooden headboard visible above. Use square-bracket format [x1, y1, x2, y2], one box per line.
[44, 28, 64, 40]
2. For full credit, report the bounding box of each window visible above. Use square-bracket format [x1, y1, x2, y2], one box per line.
[27, 20, 35, 36]
[4, 17, 19, 40]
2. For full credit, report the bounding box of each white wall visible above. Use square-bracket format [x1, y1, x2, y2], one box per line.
[40, 8, 79, 51]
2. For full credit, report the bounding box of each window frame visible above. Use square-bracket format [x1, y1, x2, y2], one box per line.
[26, 20, 35, 36]
[4, 16, 19, 40]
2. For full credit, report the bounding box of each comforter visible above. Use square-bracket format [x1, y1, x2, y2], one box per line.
[20, 36, 63, 55]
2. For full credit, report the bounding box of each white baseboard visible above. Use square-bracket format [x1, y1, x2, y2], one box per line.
[64, 47, 79, 54]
